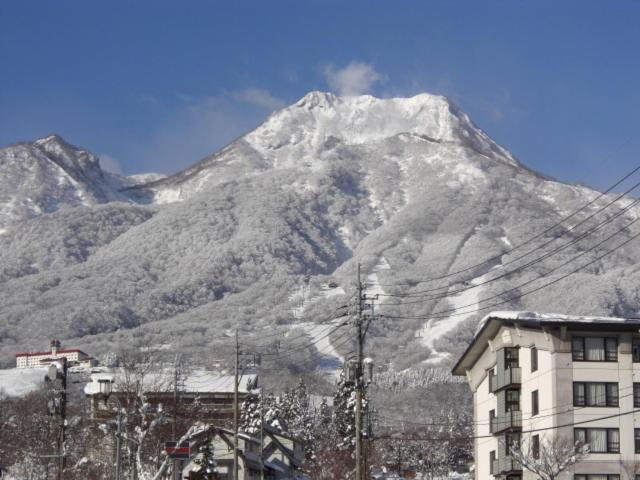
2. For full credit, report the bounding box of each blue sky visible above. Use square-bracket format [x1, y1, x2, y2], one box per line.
[1, 1, 639, 189]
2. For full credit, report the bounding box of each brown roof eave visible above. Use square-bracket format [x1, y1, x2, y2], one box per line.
[451, 316, 497, 376]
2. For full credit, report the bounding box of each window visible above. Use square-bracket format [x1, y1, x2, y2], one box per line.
[575, 476, 620, 480]
[532, 434, 540, 459]
[532, 390, 539, 416]
[489, 450, 496, 474]
[573, 382, 618, 407]
[506, 389, 520, 412]
[505, 347, 519, 369]
[572, 337, 618, 362]
[634, 339, 640, 362]
[635, 429, 640, 454]
[488, 367, 494, 394]
[635, 384, 640, 408]
[574, 428, 619, 453]
[531, 346, 538, 372]
[505, 432, 520, 455]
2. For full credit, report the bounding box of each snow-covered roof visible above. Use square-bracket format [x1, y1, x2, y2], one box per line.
[452, 310, 640, 376]
[84, 368, 258, 396]
[0, 367, 49, 397]
[477, 310, 640, 329]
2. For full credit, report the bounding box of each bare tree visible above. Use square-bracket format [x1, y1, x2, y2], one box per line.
[619, 459, 640, 480]
[507, 435, 590, 480]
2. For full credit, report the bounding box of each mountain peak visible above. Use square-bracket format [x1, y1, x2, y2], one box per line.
[247, 90, 518, 167]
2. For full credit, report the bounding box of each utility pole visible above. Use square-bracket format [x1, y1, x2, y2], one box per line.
[353, 263, 376, 480]
[259, 388, 265, 480]
[115, 401, 122, 480]
[57, 357, 68, 480]
[173, 355, 179, 480]
[233, 329, 239, 480]
[355, 263, 364, 480]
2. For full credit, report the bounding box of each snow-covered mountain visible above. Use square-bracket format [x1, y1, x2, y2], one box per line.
[2, 92, 640, 373]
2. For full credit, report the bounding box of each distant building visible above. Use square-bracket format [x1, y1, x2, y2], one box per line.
[15, 339, 96, 369]
[84, 369, 259, 422]
[453, 311, 640, 480]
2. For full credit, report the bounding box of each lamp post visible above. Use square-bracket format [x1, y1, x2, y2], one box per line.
[98, 379, 122, 480]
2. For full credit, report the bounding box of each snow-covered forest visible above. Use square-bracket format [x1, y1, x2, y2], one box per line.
[2, 91, 640, 478]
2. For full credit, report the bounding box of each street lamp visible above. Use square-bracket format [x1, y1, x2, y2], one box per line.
[98, 378, 113, 400]
[97, 378, 121, 480]
[363, 358, 374, 385]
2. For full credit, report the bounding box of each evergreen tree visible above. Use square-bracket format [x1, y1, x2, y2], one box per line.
[333, 370, 357, 451]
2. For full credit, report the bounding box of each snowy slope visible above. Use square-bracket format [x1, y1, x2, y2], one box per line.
[0, 367, 49, 397]
[0, 135, 131, 230]
[3, 92, 640, 374]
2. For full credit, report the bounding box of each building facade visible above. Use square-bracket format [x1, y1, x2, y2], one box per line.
[15, 339, 96, 369]
[453, 311, 640, 480]
[84, 370, 259, 422]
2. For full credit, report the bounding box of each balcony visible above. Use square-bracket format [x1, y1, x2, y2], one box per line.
[491, 456, 522, 476]
[490, 410, 522, 434]
[489, 367, 521, 393]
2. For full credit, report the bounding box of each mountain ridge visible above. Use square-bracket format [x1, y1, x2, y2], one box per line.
[1, 91, 640, 375]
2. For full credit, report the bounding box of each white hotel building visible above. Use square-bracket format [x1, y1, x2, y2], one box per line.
[15, 339, 95, 369]
[453, 311, 640, 480]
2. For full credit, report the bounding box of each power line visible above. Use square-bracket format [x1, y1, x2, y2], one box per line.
[375, 404, 640, 441]
[259, 321, 350, 360]
[377, 385, 638, 427]
[380, 195, 640, 300]
[380, 217, 640, 320]
[237, 303, 350, 347]
[377, 163, 640, 289]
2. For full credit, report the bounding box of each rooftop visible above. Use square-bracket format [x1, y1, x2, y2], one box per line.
[84, 369, 258, 396]
[451, 310, 640, 376]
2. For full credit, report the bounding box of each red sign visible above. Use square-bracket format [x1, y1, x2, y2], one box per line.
[165, 441, 190, 459]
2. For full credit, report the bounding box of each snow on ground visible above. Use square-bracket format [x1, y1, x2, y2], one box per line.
[499, 235, 512, 248]
[296, 321, 345, 378]
[418, 271, 490, 365]
[153, 187, 183, 204]
[286, 279, 347, 377]
[289, 281, 346, 319]
[0, 367, 49, 397]
[365, 256, 391, 303]
[289, 283, 312, 319]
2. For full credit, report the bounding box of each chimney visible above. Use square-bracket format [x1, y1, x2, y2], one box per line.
[50, 339, 61, 355]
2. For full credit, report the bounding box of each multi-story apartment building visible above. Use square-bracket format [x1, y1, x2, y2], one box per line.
[453, 311, 640, 480]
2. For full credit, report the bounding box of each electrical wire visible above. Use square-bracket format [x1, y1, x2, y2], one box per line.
[380, 217, 640, 319]
[379, 195, 640, 300]
[376, 385, 638, 427]
[376, 164, 640, 289]
[375, 404, 640, 441]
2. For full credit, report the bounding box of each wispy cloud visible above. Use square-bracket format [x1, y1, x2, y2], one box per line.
[323, 61, 380, 96]
[128, 94, 271, 174]
[99, 154, 123, 175]
[233, 88, 285, 111]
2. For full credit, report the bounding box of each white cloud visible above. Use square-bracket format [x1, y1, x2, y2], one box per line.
[99, 154, 123, 175]
[324, 61, 381, 96]
[234, 88, 285, 111]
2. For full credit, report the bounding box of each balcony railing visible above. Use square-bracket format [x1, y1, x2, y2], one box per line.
[489, 367, 521, 393]
[490, 410, 522, 434]
[491, 456, 522, 476]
